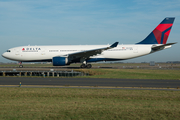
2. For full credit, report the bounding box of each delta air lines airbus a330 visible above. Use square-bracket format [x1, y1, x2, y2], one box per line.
[2, 17, 176, 68]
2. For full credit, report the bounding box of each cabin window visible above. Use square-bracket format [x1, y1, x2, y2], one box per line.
[49, 50, 59, 52]
[60, 50, 77, 52]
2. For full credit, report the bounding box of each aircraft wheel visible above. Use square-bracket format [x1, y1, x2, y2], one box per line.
[80, 64, 86, 68]
[86, 64, 92, 68]
[19, 65, 23, 68]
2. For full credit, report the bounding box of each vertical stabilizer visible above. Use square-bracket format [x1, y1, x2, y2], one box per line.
[137, 17, 175, 44]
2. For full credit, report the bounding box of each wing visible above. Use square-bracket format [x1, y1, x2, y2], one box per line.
[66, 42, 119, 62]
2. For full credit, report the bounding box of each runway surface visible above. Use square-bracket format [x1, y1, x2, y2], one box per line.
[0, 77, 180, 89]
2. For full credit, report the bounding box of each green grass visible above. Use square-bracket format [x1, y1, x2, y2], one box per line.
[78, 69, 180, 80]
[0, 87, 180, 120]
[1, 63, 180, 80]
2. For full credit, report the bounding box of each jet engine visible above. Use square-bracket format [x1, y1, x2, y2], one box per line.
[52, 56, 69, 66]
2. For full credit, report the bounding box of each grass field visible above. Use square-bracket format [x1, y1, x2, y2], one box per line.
[1, 64, 180, 119]
[1, 68, 180, 80]
[1, 63, 180, 80]
[78, 69, 180, 80]
[0, 87, 180, 120]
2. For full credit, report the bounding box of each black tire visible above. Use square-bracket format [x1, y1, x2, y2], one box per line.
[80, 64, 86, 68]
[19, 65, 23, 68]
[86, 64, 92, 68]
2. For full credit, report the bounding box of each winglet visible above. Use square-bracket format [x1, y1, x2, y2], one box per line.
[110, 42, 119, 48]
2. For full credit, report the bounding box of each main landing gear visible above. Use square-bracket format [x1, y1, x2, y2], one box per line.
[80, 64, 92, 68]
[80, 58, 92, 68]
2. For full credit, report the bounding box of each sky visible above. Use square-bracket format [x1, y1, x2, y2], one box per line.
[0, 0, 180, 63]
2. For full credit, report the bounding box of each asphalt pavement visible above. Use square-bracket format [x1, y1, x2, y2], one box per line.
[0, 77, 180, 89]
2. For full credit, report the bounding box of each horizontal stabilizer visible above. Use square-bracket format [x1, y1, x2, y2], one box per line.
[152, 43, 177, 51]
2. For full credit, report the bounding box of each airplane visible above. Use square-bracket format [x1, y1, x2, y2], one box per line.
[2, 17, 176, 68]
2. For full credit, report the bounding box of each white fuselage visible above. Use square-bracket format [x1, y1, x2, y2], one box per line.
[2, 44, 161, 63]
[2, 17, 175, 67]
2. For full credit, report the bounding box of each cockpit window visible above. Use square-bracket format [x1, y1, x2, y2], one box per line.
[6, 50, 11, 52]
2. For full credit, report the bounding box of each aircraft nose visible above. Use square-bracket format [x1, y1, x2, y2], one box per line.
[2, 53, 5, 57]
[2, 53, 6, 58]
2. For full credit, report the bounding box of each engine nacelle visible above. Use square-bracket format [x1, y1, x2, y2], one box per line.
[52, 56, 68, 66]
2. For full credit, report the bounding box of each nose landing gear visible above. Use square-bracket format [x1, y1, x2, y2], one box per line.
[19, 65, 23, 68]
[18, 61, 23, 68]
